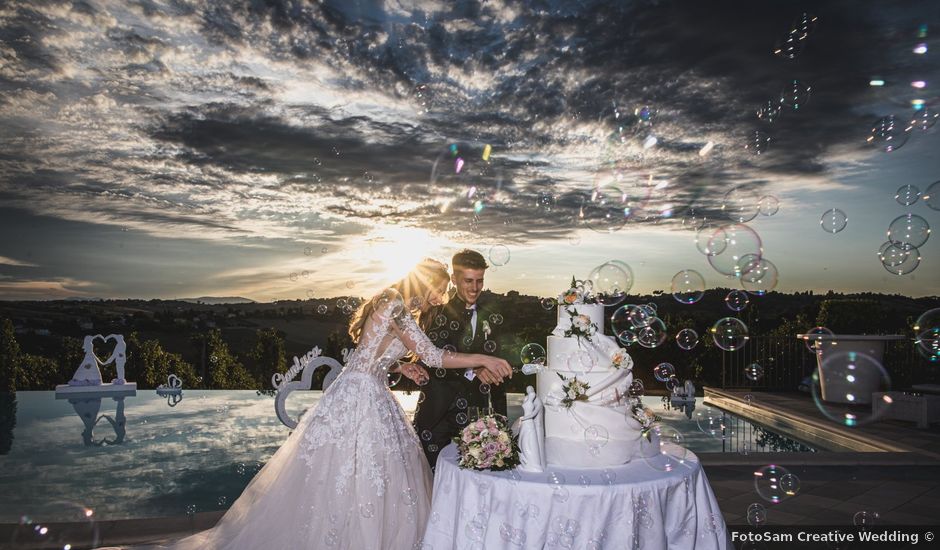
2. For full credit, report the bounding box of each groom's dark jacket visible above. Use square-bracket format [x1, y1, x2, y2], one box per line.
[413, 291, 508, 467]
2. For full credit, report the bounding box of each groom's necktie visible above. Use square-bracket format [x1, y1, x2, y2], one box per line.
[466, 304, 478, 339]
[463, 303, 478, 382]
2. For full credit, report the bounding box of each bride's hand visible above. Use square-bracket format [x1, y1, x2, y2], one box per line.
[399, 362, 429, 385]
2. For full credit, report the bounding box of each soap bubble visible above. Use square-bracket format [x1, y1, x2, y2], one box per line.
[386, 372, 402, 388]
[801, 326, 833, 353]
[644, 425, 688, 472]
[489, 313, 504, 325]
[671, 270, 706, 304]
[895, 185, 921, 206]
[910, 107, 938, 131]
[744, 362, 764, 382]
[722, 184, 761, 223]
[780, 473, 801, 497]
[725, 290, 750, 311]
[756, 100, 782, 123]
[867, 115, 911, 152]
[854, 511, 880, 527]
[746, 503, 768, 527]
[914, 308, 940, 362]
[541, 297, 557, 310]
[707, 224, 763, 278]
[820, 208, 847, 233]
[616, 328, 638, 346]
[567, 349, 597, 374]
[611, 304, 647, 334]
[710, 317, 749, 351]
[584, 425, 610, 449]
[924, 180, 940, 211]
[653, 363, 676, 382]
[881, 243, 921, 275]
[489, 244, 511, 266]
[628, 379, 645, 397]
[779, 79, 812, 110]
[744, 129, 771, 155]
[695, 407, 724, 438]
[754, 464, 794, 503]
[676, 328, 699, 350]
[695, 223, 727, 256]
[316, 304, 328, 315]
[588, 261, 634, 306]
[740, 257, 779, 295]
[580, 185, 629, 233]
[547, 471, 567, 485]
[887, 213, 930, 249]
[521, 343, 546, 365]
[637, 317, 668, 348]
[483, 340, 497, 353]
[810, 351, 892, 427]
[758, 195, 779, 216]
[772, 13, 817, 59]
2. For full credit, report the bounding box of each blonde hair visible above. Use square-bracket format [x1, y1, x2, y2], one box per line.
[348, 258, 450, 343]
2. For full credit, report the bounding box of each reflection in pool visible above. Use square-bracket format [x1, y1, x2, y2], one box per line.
[0, 390, 814, 523]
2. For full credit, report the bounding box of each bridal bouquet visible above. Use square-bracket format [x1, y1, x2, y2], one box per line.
[453, 414, 520, 471]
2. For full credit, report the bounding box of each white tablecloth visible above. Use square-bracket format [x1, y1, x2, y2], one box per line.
[422, 444, 731, 550]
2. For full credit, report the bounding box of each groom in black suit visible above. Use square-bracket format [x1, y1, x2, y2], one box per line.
[413, 249, 508, 469]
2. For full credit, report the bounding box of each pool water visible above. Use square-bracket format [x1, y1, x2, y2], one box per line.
[0, 390, 813, 523]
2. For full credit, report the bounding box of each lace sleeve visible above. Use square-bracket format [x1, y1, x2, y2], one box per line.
[393, 314, 444, 370]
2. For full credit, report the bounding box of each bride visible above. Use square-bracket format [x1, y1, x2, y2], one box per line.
[132, 258, 512, 550]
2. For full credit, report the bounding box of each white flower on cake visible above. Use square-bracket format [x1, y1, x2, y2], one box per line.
[562, 307, 597, 344]
[610, 348, 633, 370]
[556, 372, 590, 408]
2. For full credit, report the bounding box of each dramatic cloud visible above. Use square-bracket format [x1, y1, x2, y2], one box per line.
[1, 0, 938, 299]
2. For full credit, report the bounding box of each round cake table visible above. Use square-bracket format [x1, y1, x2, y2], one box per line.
[422, 444, 731, 550]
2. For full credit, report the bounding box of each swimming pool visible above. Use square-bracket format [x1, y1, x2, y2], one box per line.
[0, 390, 814, 523]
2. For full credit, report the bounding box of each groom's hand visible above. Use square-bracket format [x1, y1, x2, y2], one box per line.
[478, 357, 512, 384]
[474, 367, 501, 386]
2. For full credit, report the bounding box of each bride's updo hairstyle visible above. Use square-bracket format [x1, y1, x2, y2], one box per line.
[348, 258, 450, 343]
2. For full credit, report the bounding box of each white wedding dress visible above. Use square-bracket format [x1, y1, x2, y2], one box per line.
[138, 296, 441, 550]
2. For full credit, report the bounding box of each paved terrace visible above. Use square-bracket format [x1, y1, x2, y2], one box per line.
[703, 389, 940, 526]
[4, 389, 940, 548]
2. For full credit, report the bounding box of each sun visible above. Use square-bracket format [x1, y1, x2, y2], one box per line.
[355, 225, 450, 283]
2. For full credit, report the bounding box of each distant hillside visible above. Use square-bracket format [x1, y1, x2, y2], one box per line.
[177, 296, 255, 305]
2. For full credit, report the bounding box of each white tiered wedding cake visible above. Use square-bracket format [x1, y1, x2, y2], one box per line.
[535, 293, 659, 468]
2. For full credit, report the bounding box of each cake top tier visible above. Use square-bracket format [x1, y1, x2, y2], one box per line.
[554, 303, 606, 336]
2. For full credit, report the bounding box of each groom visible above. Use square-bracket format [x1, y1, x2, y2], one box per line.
[413, 249, 508, 469]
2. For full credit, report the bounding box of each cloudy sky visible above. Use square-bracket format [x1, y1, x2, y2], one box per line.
[0, 0, 938, 302]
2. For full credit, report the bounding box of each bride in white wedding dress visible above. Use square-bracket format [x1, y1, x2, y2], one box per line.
[123, 258, 511, 550]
